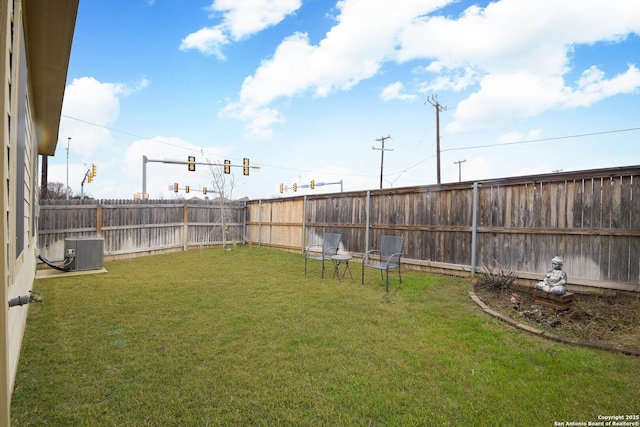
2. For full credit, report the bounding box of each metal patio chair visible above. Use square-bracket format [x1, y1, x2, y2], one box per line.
[304, 233, 342, 278]
[361, 235, 404, 291]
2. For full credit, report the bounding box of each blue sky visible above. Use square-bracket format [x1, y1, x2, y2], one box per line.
[49, 0, 640, 200]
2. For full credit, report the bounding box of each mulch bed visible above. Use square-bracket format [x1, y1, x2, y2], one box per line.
[472, 283, 640, 352]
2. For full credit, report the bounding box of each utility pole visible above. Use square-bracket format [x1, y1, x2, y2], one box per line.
[425, 95, 446, 184]
[372, 135, 392, 189]
[454, 159, 466, 182]
[41, 155, 48, 200]
[66, 137, 71, 201]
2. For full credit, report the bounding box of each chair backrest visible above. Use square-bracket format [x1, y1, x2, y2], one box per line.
[323, 233, 342, 256]
[380, 236, 404, 263]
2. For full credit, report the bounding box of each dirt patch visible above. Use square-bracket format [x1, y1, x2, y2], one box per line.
[472, 283, 640, 352]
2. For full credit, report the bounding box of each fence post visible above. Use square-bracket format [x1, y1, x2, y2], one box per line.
[365, 190, 371, 254]
[258, 200, 262, 248]
[243, 200, 247, 245]
[183, 204, 188, 251]
[142, 155, 147, 196]
[302, 195, 307, 253]
[96, 203, 102, 237]
[471, 182, 479, 275]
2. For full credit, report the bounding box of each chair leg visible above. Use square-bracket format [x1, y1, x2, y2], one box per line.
[398, 266, 402, 283]
[321, 259, 325, 278]
[385, 268, 389, 292]
[361, 263, 365, 284]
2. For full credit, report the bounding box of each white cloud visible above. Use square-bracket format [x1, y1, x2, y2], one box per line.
[59, 77, 149, 159]
[381, 82, 416, 101]
[564, 64, 640, 108]
[396, 0, 640, 132]
[211, 0, 302, 40]
[220, 101, 285, 140]
[419, 66, 480, 93]
[448, 63, 640, 132]
[448, 72, 567, 131]
[180, 0, 302, 57]
[219, 0, 640, 138]
[224, 0, 446, 138]
[180, 27, 229, 59]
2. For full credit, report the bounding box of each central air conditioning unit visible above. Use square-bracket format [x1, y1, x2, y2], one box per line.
[64, 238, 104, 271]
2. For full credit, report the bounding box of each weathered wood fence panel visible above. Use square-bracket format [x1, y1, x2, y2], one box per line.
[246, 199, 304, 250]
[186, 203, 245, 248]
[304, 193, 368, 253]
[37, 167, 640, 292]
[100, 203, 185, 255]
[38, 199, 245, 260]
[38, 204, 99, 260]
[246, 166, 640, 292]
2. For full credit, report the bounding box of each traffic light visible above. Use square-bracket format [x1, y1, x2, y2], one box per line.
[173, 183, 178, 192]
[310, 180, 315, 189]
[279, 183, 284, 194]
[87, 174, 93, 183]
[224, 160, 231, 174]
[188, 156, 196, 171]
[203, 187, 207, 195]
[185, 185, 190, 193]
[91, 163, 97, 178]
[243, 158, 250, 176]
[293, 183, 297, 192]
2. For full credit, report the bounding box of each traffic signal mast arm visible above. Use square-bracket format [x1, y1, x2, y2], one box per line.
[142, 155, 255, 196]
[171, 183, 213, 195]
[82, 168, 92, 184]
[82, 163, 97, 184]
[279, 179, 343, 193]
[143, 157, 252, 170]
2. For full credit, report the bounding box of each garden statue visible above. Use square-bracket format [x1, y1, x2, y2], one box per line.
[534, 256, 567, 295]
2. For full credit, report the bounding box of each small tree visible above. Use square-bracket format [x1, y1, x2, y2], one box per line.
[205, 158, 237, 249]
[41, 182, 71, 200]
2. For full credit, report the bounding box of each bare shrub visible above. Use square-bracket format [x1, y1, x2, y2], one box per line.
[478, 260, 518, 294]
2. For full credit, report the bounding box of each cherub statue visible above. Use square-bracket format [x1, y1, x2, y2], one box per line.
[534, 256, 567, 295]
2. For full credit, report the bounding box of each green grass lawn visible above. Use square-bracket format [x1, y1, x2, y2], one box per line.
[12, 247, 640, 426]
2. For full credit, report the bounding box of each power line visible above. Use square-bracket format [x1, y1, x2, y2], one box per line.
[62, 114, 377, 178]
[62, 114, 640, 182]
[384, 126, 640, 183]
[61, 114, 200, 152]
[442, 127, 640, 152]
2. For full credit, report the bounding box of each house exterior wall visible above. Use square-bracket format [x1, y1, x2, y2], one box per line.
[1, 0, 78, 423]
[0, 1, 10, 423]
[1, 1, 39, 423]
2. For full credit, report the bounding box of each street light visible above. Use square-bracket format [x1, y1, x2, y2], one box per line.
[66, 137, 71, 201]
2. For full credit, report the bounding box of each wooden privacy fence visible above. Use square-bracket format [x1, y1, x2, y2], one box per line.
[37, 166, 639, 293]
[38, 199, 246, 261]
[246, 166, 640, 293]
